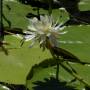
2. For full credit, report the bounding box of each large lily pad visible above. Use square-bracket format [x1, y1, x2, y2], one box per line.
[0, 35, 52, 84]
[60, 25, 90, 62]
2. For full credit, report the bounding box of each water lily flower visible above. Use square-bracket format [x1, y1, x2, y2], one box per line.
[21, 15, 67, 50]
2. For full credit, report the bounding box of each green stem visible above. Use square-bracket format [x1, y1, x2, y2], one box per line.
[48, 0, 53, 16]
[56, 59, 59, 80]
[37, 7, 40, 20]
[48, 48, 60, 80]
[0, 0, 4, 41]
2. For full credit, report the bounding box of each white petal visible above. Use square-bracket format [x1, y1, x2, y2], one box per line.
[30, 17, 38, 23]
[40, 15, 45, 22]
[25, 34, 35, 41]
[29, 36, 39, 48]
[40, 39, 44, 44]
[53, 23, 65, 31]
[60, 31, 68, 34]
[53, 17, 60, 28]
[40, 15, 48, 23]
[40, 15, 52, 26]
[24, 31, 35, 35]
[12, 34, 23, 39]
[33, 21, 44, 31]
[59, 8, 66, 11]
[60, 26, 66, 30]
[28, 17, 41, 30]
[54, 24, 62, 31]
[29, 41, 35, 48]
[28, 26, 37, 31]
[47, 33, 51, 37]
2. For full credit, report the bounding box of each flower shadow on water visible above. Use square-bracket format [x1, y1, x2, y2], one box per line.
[32, 77, 76, 90]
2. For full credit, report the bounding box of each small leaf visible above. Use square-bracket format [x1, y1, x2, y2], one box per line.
[50, 47, 90, 65]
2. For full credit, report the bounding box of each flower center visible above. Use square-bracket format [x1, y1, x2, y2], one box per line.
[43, 25, 51, 34]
